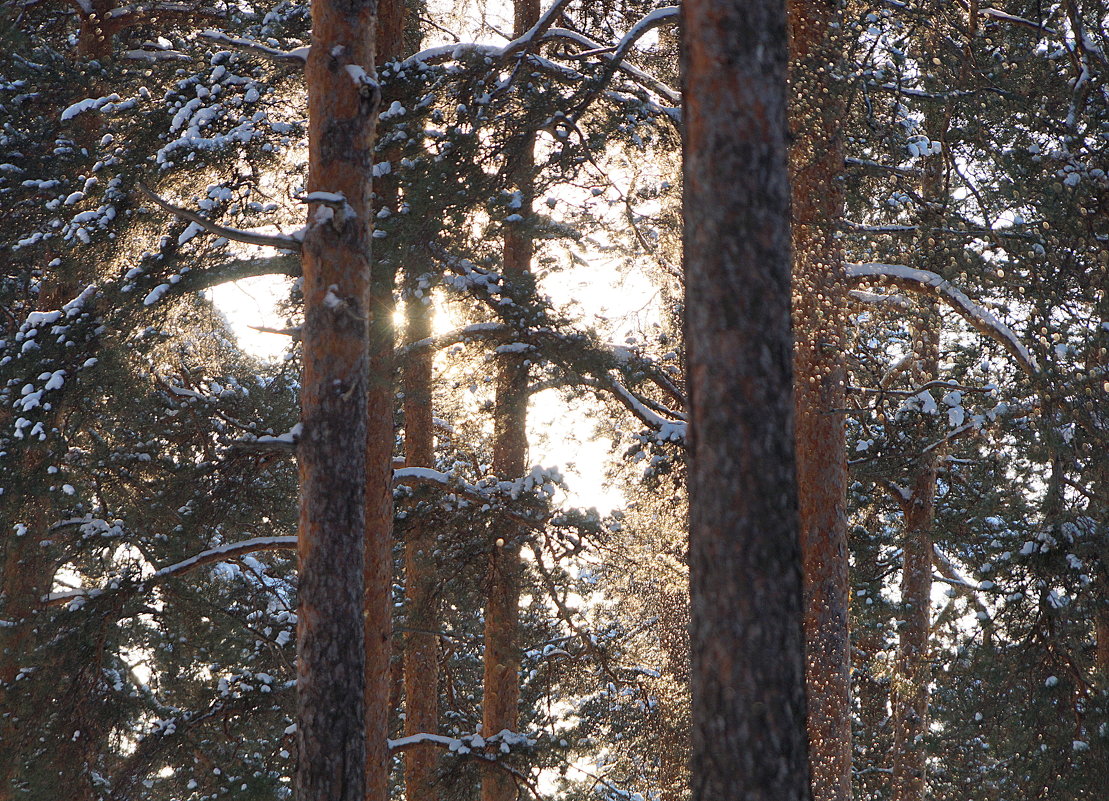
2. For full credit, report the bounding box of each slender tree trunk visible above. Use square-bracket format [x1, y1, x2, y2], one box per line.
[682, 2, 811, 800]
[852, 516, 893, 801]
[401, 257, 441, 801]
[1089, 290, 1109, 684]
[297, 1, 380, 800]
[370, 5, 443, 798]
[787, 2, 852, 798]
[362, 5, 407, 801]
[480, 4, 539, 801]
[889, 308, 939, 801]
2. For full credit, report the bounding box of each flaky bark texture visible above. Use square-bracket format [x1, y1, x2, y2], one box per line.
[787, 2, 852, 798]
[480, 8, 538, 801]
[890, 311, 939, 801]
[297, 1, 380, 800]
[682, 2, 811, 801]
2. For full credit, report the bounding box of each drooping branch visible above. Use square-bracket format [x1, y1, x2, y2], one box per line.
[847, 262, 1036, 374]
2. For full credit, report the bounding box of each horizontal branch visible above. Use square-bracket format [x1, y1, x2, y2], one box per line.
[138, 183, 303, 252]
[45, 535, 297, 606]
[197, 29, 310, 64]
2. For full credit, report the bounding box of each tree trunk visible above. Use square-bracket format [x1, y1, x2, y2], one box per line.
[362, 5, 408, 801]
[401, 252, 440, 801]
[852, 516, 893, 801]
[481, 0, 541, 794]
[682, 2, 811, 800]
[787, 2, 852, 799]
[480, 4, 539, 801]
[656, 587, 691, 801]
[297, 2, 380, 800]
[890, 309, 939, 801]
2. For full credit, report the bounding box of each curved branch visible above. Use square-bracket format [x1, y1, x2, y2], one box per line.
[847, 262, 1036, 374]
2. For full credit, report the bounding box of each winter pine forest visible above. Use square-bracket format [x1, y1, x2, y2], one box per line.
[1, 0, 1108, 799]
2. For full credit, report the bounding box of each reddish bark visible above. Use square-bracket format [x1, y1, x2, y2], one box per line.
[297, 1, 381, 800]
[401, 267, 441, 801]
[787, 2, 852, 798]
[682, 1, 811, 800]
[480, 7, 539, 801]
[656, 587, 691, 801]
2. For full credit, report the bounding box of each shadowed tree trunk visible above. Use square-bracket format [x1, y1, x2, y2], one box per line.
[889, 310, 939, 801]
[682, 1, 811, 800]
[787, 2, 852, 798]
[400, 266, 440, 801]
[362, 4, 407, 801]
[656, 585, 691, 801]
[296, 1, 381, 800]
[889, 40, 949, 790]
[480, 4, 539, 801]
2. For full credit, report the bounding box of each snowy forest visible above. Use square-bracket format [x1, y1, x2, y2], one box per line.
[1, 0, 1108, 799]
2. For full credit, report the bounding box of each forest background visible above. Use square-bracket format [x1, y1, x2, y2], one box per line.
[1, 0, 1108, 800]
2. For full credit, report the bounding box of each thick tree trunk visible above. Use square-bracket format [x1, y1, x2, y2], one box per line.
[682, 2, 811, 801]
[297, 2, 380, 800]
[480, 5, 539, 801]
[890, 310, 939, 801]
[787, 2, 852, 799]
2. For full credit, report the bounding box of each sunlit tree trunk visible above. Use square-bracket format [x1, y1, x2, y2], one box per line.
[297, 1, 380, 799]
[852, 515, 893, 801]
[369, 4, 444, 797]
[399, 59, 443, 800]
[480, 6, 539, 801]
[480, 7, 538, 801]
[889, 44, 949, 791]
[787, 2, 852, 798]
[400, 275, 439, 801]
[682, 1, 811, 800]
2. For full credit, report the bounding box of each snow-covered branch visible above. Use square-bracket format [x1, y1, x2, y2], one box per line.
[45, 535, 297, 607]
[397, 322, 510, 357]
[138, 183, 303, 252]
[847, 262, 1036, 374]
[197, 29, 310, 64]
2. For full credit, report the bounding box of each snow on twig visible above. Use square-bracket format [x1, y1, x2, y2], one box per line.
[137, 183, 303, 252]
[847, 262, 1036, 374]
[44, 536, 297, 606]
[197, 29, 310, 63]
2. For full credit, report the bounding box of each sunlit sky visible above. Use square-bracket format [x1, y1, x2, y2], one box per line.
[209, 240, 659, 515]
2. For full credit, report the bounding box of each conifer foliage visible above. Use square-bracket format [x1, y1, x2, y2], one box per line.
[2, 1, 1109, 800]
